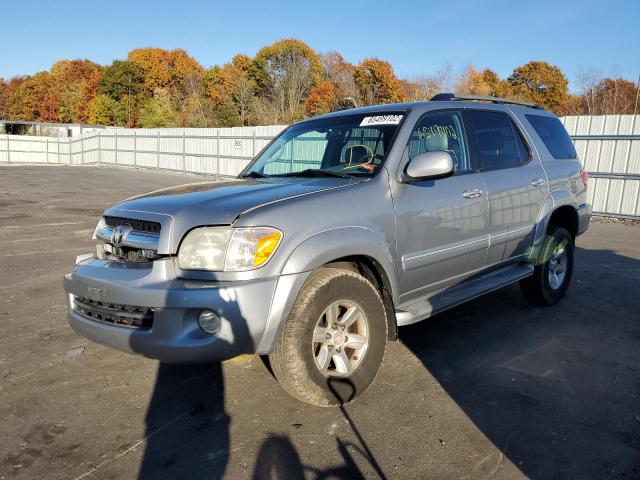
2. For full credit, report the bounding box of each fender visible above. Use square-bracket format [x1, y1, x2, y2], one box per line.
[280, 226, 398, 298]
[529, 189, 578, 261]
[255, 226, 398, 353]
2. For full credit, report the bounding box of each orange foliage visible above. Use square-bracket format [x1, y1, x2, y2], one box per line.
[128, 48, 203, 93]
[305, 80, 337, 115]
[354, 58, 406, 105]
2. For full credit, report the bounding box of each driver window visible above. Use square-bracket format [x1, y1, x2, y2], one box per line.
[407, 111, 471, 173]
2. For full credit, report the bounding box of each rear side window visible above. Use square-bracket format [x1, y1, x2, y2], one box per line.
[468, 110, 529, 170]
[525, 114, 577, 159]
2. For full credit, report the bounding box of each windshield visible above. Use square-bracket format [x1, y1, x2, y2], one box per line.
[242, 113, 404, 178]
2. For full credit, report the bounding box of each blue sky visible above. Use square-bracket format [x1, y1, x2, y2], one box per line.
[1, 0, 638, 91]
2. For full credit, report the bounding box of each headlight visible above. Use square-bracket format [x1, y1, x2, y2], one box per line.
[178, 226, 282, 271]
[178, 227, 232, 271]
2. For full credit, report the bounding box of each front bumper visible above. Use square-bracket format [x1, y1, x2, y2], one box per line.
[64, 257, 307, 363]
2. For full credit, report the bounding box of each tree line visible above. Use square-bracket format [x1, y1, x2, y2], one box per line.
[0, 38, 637, 128]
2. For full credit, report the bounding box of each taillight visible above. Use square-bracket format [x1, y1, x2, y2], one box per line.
[580, 170, 589, 191]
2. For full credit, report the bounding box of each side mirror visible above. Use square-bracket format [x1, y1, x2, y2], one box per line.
[404, 151, 454, 180]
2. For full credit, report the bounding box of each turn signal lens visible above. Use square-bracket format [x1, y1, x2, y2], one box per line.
[253, 231, 283, 266]
[224, 227, 283, 271]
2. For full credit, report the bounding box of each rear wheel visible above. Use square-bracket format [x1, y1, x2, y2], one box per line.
[520, 225, 574, 305]
[269, 268, 387, 407]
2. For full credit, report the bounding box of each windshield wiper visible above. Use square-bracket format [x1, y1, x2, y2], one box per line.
[272, 169, 351, 179]
[241, 171, 269, 178]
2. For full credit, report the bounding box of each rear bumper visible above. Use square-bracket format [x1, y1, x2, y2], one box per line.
[63, 257, 307, 363]
[577, 203, 591, 236]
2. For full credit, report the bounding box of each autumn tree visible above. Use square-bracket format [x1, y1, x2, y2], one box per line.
[585, 77, 638, 115]
[8, 72, 59, 122]
[305, 80, 337, 115]
[251, 39, 322, 123]
[97, 60, 145, 126]
[205, 54, 256, 126]
[87, 93, 125, 125]
[507, 61, 569, 110]
[50, 59, 102, 123]
[353, 59, 406, 106]
[0, 79, 6, 121]
[128, 48, 203, 97]
[76, 69, 102, 123]
[139, 89, 178, 127]
[456, 66, 514, 98]
[402, 76, 444, 101]
[0, 77, 25, 121]
[320, 52, 358, 108]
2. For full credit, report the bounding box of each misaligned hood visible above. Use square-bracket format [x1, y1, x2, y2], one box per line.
[104, 177, 357, 252]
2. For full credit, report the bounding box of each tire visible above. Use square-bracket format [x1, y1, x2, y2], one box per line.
[269, 268, 387, 407]
[520, 225, 574, 306]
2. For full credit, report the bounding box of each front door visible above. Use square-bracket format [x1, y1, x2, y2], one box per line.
[392, 109, 489, 304]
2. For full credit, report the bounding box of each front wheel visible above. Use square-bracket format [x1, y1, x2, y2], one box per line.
[520, 225, 574, 305]
[269, 268, 387, 407]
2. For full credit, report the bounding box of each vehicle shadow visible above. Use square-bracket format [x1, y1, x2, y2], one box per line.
[399, 246, 640, 478]
[133, 289, 249, 479]
[136, 362, 229, 479]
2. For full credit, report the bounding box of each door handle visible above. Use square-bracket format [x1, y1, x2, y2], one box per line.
[462, 188, 483, 199]
[531, 178, 546, 187]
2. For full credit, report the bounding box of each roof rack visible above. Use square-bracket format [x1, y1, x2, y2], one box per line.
[430, 93, 543, 110]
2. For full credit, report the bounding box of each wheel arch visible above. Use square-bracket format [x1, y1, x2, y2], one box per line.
[260, 227, 400, 351]
[530, 190, 579, 261]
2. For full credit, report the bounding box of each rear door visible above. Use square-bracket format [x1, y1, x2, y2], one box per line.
[467, 109, 548, 265]
[393, 109, 489, 303]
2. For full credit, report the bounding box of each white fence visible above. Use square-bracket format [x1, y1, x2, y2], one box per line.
[0, 116, 639, 218]
[561, 115, 640, 219]
[0, 125, 287, 176]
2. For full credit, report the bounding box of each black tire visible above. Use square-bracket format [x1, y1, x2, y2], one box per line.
[269, 268, 387, 407]
[520, 225, 574, 305]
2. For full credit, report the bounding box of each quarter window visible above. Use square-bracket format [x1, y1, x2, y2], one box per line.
[525, 114, 577, 159]
[469, 110, 530, 170]
[407, 111, 471, 173]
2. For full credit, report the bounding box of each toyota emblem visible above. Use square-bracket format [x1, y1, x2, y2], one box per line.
[110, 225, 131, 247]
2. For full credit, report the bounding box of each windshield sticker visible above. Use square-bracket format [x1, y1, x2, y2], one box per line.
[360, 115, 403, 127]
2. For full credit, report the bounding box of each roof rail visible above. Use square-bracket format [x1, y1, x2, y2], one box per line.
[430, 93, 543, 110]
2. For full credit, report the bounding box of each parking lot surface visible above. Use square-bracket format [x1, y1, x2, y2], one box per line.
[1, 165, 639, 480]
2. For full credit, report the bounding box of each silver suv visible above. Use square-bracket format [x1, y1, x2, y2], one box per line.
[64, 94, 590, 406]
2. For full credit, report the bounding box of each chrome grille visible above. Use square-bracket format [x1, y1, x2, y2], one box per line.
[72, 296, 154, 329]
[96, 216, 161, 263]
[104, 216, 161, 234]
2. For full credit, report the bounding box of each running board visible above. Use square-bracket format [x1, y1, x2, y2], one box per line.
[395, 263, 534, 326]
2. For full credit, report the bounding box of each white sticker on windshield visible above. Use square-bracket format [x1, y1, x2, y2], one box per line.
[359, 115, 403, 127]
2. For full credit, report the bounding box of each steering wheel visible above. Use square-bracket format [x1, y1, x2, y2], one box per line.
[344, 144, 374, 165]
[343, 144, 383, 172]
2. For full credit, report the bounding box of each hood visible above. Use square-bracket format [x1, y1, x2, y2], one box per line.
[104, 177, 356, 252]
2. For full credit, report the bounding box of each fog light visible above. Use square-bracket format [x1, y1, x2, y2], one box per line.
[198, 310, 221, 334]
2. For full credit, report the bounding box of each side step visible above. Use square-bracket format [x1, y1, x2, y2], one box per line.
[395, 263, 534, 326]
